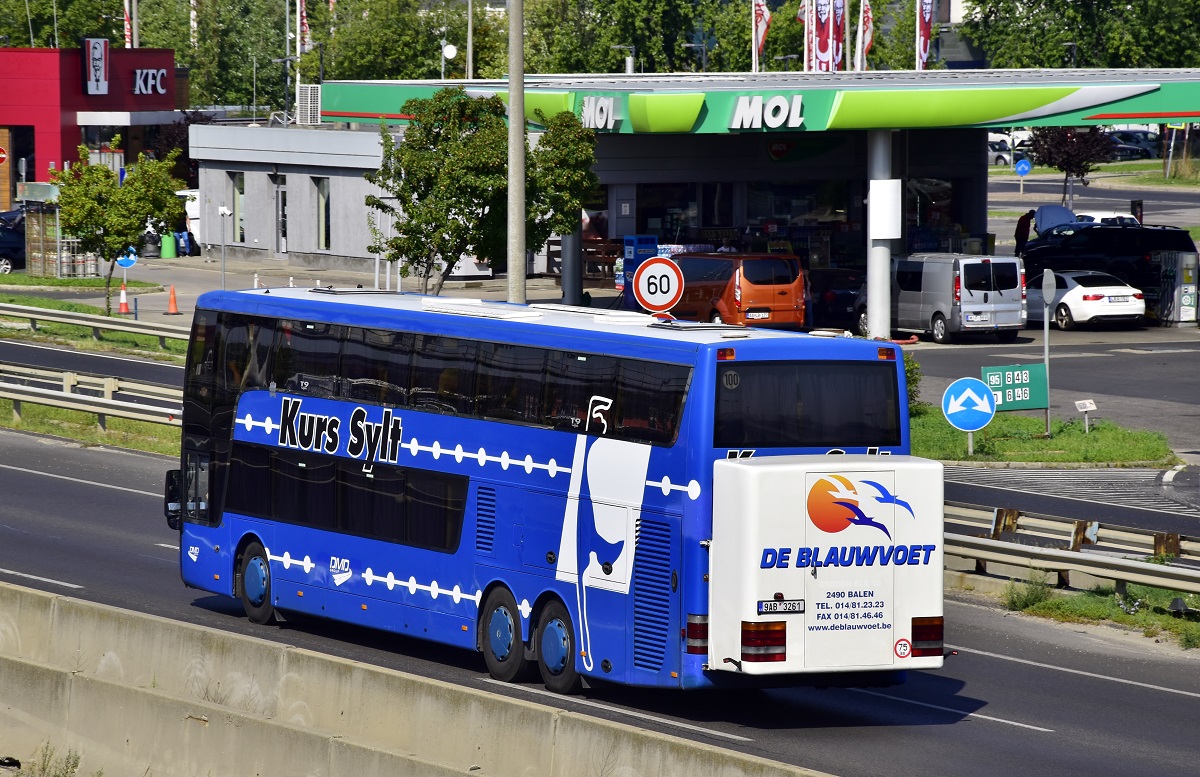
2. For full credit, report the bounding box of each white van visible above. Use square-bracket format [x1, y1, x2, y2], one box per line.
[857, 253, 1027, 344]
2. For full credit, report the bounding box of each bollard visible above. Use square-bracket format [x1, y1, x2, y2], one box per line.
[254, 272, 259, 289]
[134, 296, 138, 320]
[289, 277, 294, 288]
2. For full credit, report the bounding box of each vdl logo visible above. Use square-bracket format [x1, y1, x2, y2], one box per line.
[329, 557, 353, 586]
[806, 476, 916, 540]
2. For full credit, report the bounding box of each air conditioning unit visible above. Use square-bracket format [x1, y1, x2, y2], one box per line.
[297, 84, 322, 125]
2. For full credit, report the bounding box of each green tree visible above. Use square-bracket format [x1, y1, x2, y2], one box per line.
[1028, 127, 1115, 204]
[961, 0, 1200, 68]
[525, 0, 601, 74]
[51, 140, 185, 314]
[870, 0, 944, 70]
[365, 87, 597, 296]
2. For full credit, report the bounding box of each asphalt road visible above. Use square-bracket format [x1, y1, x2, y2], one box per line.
[3, 429, 1200, 777]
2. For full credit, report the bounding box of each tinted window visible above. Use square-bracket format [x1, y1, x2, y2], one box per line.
[1143, 229, 1198, 253]
[678, 256, 733, 283]
[337, 461, 407, 540]
[714, 361, 900, 449]
[544, 351, 620, 433]
[476, 342, 547, 423]
[274, 320, 342, 398]
[226, 444, 273, 518]
[895, 261, 923, 292]
[615, 361, 691, 445]
[742, 257, 799, 285]
[342, 327, 412, 406]
[963, 261, 1019, 291]
[1072, 273, 1127, 288]
[410, 335, 478, 416]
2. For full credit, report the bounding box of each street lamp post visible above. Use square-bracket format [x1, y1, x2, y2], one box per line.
[684, 42, 708, 72]
[774, 54, 799, 71]
[1063, 42, 1077, 68]
[218, 205, 232, 290]
[270, 55, 299, 125]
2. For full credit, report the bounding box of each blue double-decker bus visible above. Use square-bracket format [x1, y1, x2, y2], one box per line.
[165, 289, 944, 693]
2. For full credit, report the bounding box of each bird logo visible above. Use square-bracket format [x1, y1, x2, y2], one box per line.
[806, 475, 912, 540]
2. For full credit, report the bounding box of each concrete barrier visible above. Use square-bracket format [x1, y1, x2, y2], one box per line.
[0, 582, 830, 777]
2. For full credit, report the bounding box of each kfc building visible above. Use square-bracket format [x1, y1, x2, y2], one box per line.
[0, 42, 184, 210]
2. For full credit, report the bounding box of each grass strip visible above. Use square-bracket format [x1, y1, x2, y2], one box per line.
[0, 275, 160, 289]
[0, 294, 187, 360]
[0, 399, 180, 457]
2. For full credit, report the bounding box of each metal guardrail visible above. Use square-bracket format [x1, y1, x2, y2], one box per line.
[0, 363, 182, 429]
[945, 501, 1200, 595]
[0, 302, 190, 348]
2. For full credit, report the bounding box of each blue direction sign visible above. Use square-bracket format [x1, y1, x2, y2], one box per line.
[116, 248, 137, 269]
[1015, 159, 1032, 177]
[941, 377, 996, 432]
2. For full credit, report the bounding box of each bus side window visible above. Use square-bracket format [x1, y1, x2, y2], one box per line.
[183, 451, 211, 525]
[342, 328, 411, 406]
[273, 320, 343, 398]
[615, 360, 690, 445]
[476, 343, 547, 423]
[410, 336, 478, 416]
[543, 351, 618, 433]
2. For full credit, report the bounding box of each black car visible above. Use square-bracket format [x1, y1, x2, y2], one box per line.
[807, 267, 865, 330]
[1022, 224, 1197, 292]
[0, 224, 25, 274]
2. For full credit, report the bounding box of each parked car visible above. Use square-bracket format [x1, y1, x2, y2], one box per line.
[1027, 270, 1145, 329]
[1107, 129, 1161, 159]
[807, 267, 865, 330]
[1023, 221, 1098, 253]
[1074, 211, 1141, 225]
[0, 223, 25, 274]
[1110, 141, 1152, 161]
[987, 141, 1026, 166]
[854, 253, 1026, 344]
[1022, 224, 1199, 292]
[669, 252, 807, 328]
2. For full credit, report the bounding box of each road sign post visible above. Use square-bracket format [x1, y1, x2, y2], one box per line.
[1015, 158, 1032, 196]
[941, 377, 996, 456]
[1041, 269, 1055, 435]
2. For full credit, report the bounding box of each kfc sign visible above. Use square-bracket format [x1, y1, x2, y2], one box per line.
[134, 69, 168, 95]
[83, 38, 110, 95]
[729, 95, 804, 130]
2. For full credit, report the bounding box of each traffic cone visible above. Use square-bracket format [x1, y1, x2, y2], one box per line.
[165, 285, 182, 316]
[118, 283, 130, 315]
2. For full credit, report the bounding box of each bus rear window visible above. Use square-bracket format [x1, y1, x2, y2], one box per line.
[714, 361, 900, 449]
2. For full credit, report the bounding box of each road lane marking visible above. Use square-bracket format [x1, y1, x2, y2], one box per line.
[0, 568, 83, 589]
[157, 543, 180, 550]
[480, 678, 754, 742]
[0, 340, 184, 368]
[947, 644, 1200, 700]
[0, 464, 159, 498]
[851, 689, 1053, 731]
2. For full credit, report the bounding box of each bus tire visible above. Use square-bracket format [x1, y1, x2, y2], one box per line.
[536, 600, 582, 694]
[238, 541, 276, 625]
[481, 587, 533, 683]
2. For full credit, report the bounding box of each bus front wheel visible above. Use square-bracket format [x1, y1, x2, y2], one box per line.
[238, 541, 276, 625]
[536, 600, 582, 694]
[481, 587, 533, 682]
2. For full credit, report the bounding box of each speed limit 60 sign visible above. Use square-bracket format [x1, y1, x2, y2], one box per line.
[632, 255, 684, 313]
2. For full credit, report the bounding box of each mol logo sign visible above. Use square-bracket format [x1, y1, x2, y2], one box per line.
[581, 96, 617, 130]
[729, 94, 804, 130]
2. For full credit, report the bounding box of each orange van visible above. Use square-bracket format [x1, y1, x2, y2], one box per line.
[669, 252, 806, 328]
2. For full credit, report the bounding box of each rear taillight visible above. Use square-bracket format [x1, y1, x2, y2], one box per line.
[953, 274, 961, 303]
[741, 621, 786, 662]
[1020, 270, 1027, 301]
[911, 616, 944, 657]
[734, 268, 742, 308]
[1082, 294, 1104, 301]
[1134, 293, 1144, 299]
[822, 290, 836, 303]
[685, 614, 709, 654]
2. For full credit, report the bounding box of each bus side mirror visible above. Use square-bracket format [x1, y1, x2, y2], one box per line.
[165, 469, 182, 530]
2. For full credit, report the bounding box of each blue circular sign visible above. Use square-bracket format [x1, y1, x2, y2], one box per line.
[116, 248, 137, 269]
[1015, 159, 1032, 177]
[941, 377, 996, 432]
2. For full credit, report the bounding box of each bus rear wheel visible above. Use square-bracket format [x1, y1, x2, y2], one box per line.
[481, 587, 533, 682]
[536, 600, 582, 694]
[238, 541, 276, 625]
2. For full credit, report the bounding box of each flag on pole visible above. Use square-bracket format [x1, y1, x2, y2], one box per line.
[813, 0, 834, 71]
[854, 0, 874, 71]
[123, 0, 132, 47]
[300, 0, 313, 53]
[797, 0, 809, 71]
[916, 0, 933, 70]
[833, 0, 846, 70]
[753, 0, 772, 72]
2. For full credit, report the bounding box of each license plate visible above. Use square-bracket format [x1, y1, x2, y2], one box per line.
[965, 313, 990, 323]
[758, 599, 804, 614]
[1109, 295, 1129, 303]
[746, 311, 770, 320]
